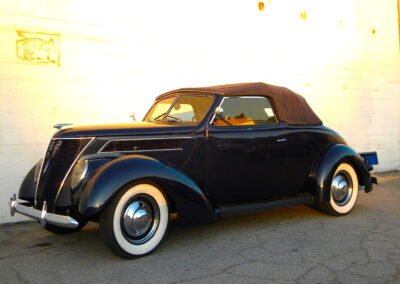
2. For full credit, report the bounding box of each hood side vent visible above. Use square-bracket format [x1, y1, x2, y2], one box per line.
[100, 138, 187, 153]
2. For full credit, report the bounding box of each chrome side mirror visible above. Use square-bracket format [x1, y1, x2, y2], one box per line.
[214, 107, 224, 116]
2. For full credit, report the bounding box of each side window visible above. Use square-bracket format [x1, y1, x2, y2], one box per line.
[213, 97, 277, 126]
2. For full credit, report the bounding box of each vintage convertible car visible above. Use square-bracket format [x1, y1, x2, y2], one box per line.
[9, 82, 378, 258]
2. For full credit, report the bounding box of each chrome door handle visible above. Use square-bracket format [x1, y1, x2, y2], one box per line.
[276, 138, 287, 142]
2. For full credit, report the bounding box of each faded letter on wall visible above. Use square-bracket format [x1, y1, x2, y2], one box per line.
[16, 31, 60, 66]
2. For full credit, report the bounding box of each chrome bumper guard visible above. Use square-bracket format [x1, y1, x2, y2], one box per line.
[9, 194, 79, 229]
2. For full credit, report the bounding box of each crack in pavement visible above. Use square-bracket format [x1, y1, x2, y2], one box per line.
[0, 246, 54, 261]
[9, 265, 29, 284]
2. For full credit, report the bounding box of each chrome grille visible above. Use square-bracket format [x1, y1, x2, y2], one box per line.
[35, 138, 92, 209]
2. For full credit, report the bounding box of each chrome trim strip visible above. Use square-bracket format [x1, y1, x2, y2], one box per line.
[54, 137, 95, 205]
[103, 148, 183, 154]
[9, 194, 79, 229]
[49, 137, 95, 140]
[98, 136, 193, 153]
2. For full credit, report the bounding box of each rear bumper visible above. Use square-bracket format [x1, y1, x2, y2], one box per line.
[9, 194, 79, 229]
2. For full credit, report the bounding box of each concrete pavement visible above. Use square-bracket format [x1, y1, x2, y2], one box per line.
[1, 172, 399, 283]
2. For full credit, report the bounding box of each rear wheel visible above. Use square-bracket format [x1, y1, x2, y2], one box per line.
[321, 163, 359, 216]
[100, 183, 169, 258]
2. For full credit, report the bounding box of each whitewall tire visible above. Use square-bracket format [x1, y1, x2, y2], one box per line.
[322, 163, 359, 216]
[100, 183, 169, 258]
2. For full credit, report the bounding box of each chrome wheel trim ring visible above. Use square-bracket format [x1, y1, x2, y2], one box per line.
[331, 171, 353, 206]
[120, 194, 160, 245]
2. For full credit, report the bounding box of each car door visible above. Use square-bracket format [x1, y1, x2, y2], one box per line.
[205, 96, 288, 203]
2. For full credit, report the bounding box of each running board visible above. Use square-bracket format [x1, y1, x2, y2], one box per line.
[216, 194, 314, 218]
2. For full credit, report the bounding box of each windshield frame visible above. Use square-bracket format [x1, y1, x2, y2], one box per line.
[144, 95, 178, 123]
[144, 93, 215, 125]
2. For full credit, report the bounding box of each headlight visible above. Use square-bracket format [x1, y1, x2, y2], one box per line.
[71, 160, 88, 189]
[34, 158, 44, 183]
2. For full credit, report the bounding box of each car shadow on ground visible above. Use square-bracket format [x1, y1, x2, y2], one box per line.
[1, 195, 375, 263]
[30, 203, 365, 259]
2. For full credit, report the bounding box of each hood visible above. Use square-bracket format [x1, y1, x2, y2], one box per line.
[54, 121, 196, 138]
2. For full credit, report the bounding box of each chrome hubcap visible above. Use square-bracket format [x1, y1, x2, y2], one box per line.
[121, 195, 160, 244]
[331, 172, 353, 206]
[123, 202, 152, 237]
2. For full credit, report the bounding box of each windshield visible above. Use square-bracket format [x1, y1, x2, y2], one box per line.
[144, 94, 214, 124]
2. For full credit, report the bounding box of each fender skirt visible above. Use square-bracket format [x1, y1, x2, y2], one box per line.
[310, 144, 373, 202]
[78, 155, 215, 225]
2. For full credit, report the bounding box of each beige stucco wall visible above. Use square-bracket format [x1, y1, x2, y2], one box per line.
[1, 0, 399, 223]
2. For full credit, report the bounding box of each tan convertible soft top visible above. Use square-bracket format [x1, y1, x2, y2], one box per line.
[159, 82, 322, 126]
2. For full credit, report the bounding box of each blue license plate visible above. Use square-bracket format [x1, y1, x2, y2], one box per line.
[359, 152, 379, 168]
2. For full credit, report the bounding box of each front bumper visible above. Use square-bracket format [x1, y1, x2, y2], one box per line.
[9, 194, 79, 229]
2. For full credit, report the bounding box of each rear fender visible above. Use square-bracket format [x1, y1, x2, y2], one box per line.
[310, 144, 372, 202]
[78, 155, 215, 224]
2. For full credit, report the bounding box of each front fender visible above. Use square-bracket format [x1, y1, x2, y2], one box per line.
[79, 155, 215, 224]
[310, 144, 372, 202]
[18, 164, 37, 203]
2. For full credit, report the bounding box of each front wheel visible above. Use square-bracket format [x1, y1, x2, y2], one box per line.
[100, 183, 169, 258]
[321, 163, 359, 216]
